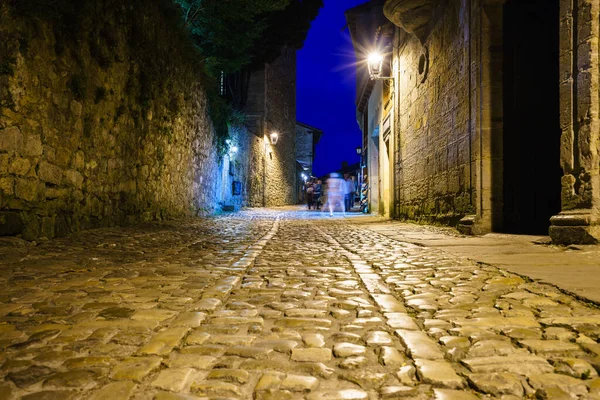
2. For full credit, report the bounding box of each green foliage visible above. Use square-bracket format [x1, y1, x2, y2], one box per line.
[175, 0, 322, 75]
[175, 0, 289, 74]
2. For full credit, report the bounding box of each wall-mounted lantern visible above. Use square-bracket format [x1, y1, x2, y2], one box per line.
[270, 131, 279, 145]
[367, 52, 393, 81]
[356, 147, 362, 155]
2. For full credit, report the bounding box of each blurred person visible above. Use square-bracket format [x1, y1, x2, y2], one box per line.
[325, 173, 345, 216]
[306, 179, 315, 210]
[344, 174, 355, 212]
[314, 179, 322, 210]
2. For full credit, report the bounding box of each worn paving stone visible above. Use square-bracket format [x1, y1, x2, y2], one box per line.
[280, 373, 320, 391]
[302, 333, 326, 348]
[291, 348, 332, 362]
[519, 339, 581, 355]
[110, 356, 162, 381]
[467, 372, 524, 397]
[378, 346, 404, 366]
[461, 355, 554, 375]
[433, 388, 479, 400]
[333, 342, 367, 358]
[88, 381, 137, 400]
[395, 329, 444, 360]
[206, 368, 249, 384]
[306, 388, 369, 400]
[151, 368, 195, 391]
[528, 373, 589, 396]
[414, 359, 465, 389]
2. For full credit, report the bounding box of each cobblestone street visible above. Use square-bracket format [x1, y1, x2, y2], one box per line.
[1, 209, 600, 399]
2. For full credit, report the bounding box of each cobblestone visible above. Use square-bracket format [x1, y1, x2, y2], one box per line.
[0, 209, 599, 398]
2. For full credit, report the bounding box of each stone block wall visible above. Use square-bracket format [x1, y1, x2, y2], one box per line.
[395, 1, 474, 224]
[0, 0, 225, 239]
[265, 49, 297, 207]
[244, 48, 298, 207]
[550, 0, 600, 243]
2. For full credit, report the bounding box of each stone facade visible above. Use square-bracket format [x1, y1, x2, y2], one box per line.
[245, 48, 298, 207]
[0, 1, 244, 239]
[549, 0, 600, 243]
[393, 3, 473, 226]
[351, 0, 591, 242]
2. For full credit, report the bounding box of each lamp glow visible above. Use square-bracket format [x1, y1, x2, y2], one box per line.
[269, 132, 279, 145]
[367, 52, 384, 79]
[367, 51, 393, 81]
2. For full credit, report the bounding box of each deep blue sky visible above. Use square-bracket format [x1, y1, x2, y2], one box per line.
[297, 0, 366, 177]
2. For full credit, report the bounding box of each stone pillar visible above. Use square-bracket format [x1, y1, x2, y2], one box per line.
[459, 0, 505, 235]
[550, 0, 600, 244]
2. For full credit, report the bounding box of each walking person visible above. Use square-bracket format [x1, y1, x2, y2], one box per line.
[306, 180, 314, 210]
[313, 179, 322, 210]
[344, 174, 355, 212]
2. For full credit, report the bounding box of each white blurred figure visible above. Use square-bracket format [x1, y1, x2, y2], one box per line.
[325, 173, 345, 216]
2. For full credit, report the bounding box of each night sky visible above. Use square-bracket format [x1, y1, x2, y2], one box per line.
[297, 0, 366, 177]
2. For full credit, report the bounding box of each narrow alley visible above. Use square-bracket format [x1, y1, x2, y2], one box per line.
[0, 209, 598, 399]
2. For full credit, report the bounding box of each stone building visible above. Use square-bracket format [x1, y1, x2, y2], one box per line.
[245, 48, 298, 207]
[347, 0, 395, 218]
[348, 0, 600, 244]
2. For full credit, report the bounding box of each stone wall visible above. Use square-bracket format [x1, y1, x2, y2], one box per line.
[0, 0, 227, 239]
[265, 49, 297, 206]
[550, 0, 600, 243]
[245, 48, 298, 207]
[394, 0, 474, 224]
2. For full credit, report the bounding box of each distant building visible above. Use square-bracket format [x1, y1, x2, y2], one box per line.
[244, 47, 298, 207]
[295, 122, 323, 202]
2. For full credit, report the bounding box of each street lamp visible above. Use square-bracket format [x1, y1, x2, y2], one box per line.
[263, 131, 279, 207]
[367, 52, 393, 81]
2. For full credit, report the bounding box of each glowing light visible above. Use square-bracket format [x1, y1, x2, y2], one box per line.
[270, 132, 279, 145]
[367, 52, 384, 79]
